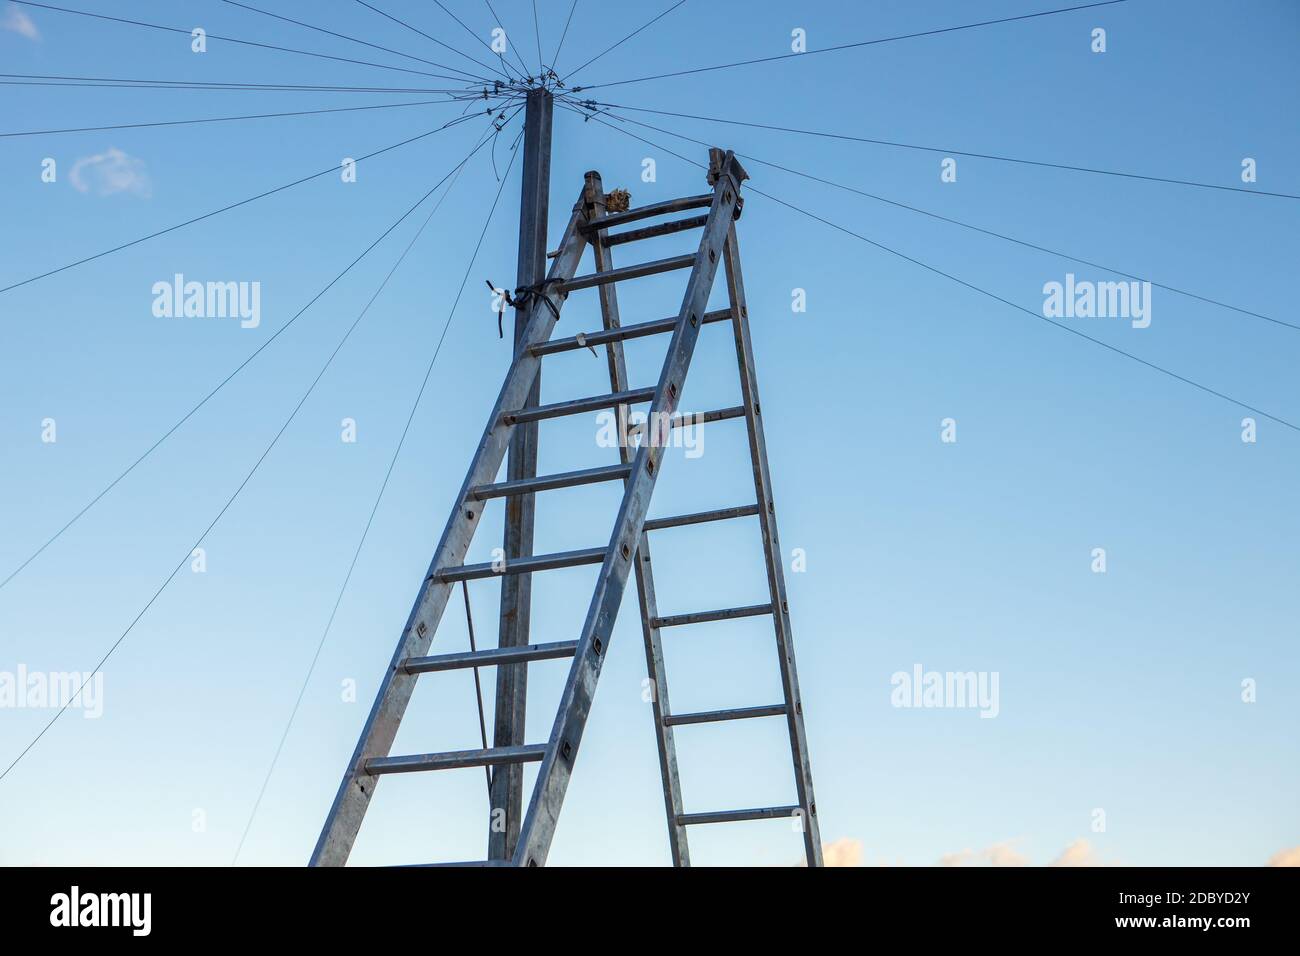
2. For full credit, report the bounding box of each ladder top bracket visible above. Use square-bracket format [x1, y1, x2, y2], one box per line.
[707, 148, 749, 188]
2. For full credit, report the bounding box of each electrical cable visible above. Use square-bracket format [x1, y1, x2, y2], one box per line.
[218, 0, 492, 84]
[571, 1, 1129, 91]
[573, 106, 1300, 434]
[229, 121, 524, 862]
[0, 124, 503, 788]
[0, 115, 498, 592]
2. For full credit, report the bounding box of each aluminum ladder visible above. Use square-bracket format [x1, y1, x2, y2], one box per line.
[311, 149, 822, 867]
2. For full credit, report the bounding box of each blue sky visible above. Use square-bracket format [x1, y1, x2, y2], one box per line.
[0, 0, 1296, 867]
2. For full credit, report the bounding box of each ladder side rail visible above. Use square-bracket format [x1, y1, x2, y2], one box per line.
[512, 153, 749, 867]
[310, 195, 592, 867]
[585, 172, 692, 867]
[720, 223, 824, 867]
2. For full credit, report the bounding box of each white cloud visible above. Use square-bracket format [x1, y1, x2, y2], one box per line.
[934, 837, 1114, 867]
[793, 837, 864, 867]
[1267, 846, 1300, 867]
[809, 836, 1300, 867]
[1048, 838, 1106, 867]
[3, 4, 39, 40]
[822, 838, 863, 867]
[69, 148, 152, 198]
[940, 839, 1027, 867]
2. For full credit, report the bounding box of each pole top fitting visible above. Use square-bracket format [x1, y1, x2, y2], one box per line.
[707, 148, 749, 188]
[580, 171, 605, 213]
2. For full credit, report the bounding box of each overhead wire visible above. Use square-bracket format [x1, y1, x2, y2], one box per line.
[0, 111, 504, 592]
[351, 0, 510, 81]
[0, 72, 481, 94]
[532, 0, 545, 77]
[564, 102, 1298, 332]
[6, 0, 485, 86]
[0, 120, 505, 788]
[429, 0, 527, 84]
[550, 0, 579, 75]
[0, 98, 463, 139]
[561, 0, 687, 84]
[0, 110, 507, 296]
[217, 0, 493, 84]
[483, 0, 535, 79]
[570, 105, 1300, 434]
[230, 114, 524, 862]
[570, 0, 1130, 91]
[572, 100, 1300, 201]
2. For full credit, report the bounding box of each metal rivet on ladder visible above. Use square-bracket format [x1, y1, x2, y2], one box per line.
[689, 312, 698, 327]
[592, 637, 602, 656]
[466, 510, 475, 520]
[417, 621, 427, 638]
[708, 248, 716, 262]
[620, 543, 630, 559]
[561, 741, 573, 762]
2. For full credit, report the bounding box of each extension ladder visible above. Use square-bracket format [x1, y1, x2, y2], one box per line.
[311, 149, 822, 867]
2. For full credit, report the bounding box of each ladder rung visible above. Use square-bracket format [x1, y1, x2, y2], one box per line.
[531, 309, 731, 357]
[562, 254, 695, 292]
[652, 603, 773, 629]
[434, 546, 606, 583]
[670, 405, 746, 429]
[470, 463, 631, 500]
[583, 193, 714, 232]
[663, 704, 787, 727]
[503, 386, 656, 425]
[366, 744, 547, 775]
[677, 805, 802, 826]
[604, 214, 709, 248]
[402, 641, 579, 675]
[643, 504, 760, 532]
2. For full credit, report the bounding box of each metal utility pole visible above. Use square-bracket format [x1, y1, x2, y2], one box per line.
[489, 86, 552, 861]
